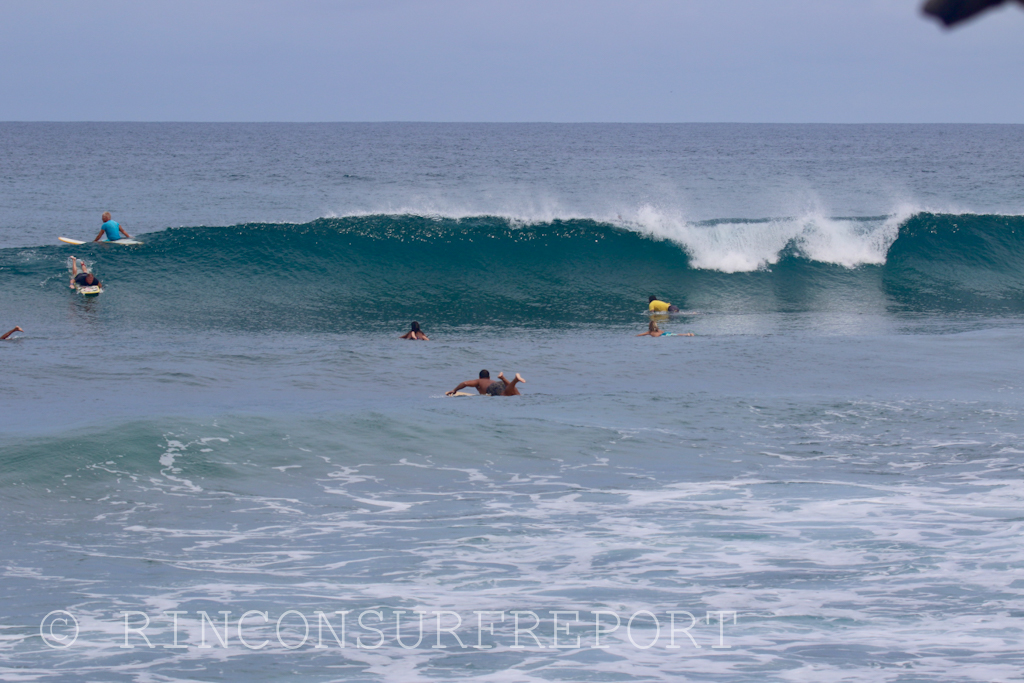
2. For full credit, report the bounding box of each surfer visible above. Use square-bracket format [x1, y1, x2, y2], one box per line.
[94, 212, 131, 242]
[446, 370, 526, 396]
[1, 327, 23, 340]
[648, 295, 680, 313]
[400, 321, 430, 340]
[70, 258, 102, 289]
[637, 321, 693, 338]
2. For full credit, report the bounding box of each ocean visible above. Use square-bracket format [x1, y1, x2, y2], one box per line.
[2, 123, 1024, 682]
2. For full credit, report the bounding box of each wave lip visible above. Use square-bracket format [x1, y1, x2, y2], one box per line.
[317, 202, 916, 273]
[624, 205, 910, 273]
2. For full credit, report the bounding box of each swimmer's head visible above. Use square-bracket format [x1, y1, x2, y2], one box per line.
[648, 320, 660, 332]
[85, 274, 95, 285]
[102, 212, 112, 222]
[479, 369, 490, 379]
[410, 321, 421, 332]
[649, 295, 658, 303]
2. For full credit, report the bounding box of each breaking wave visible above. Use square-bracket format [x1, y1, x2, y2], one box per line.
[4, 211, 1024, 329]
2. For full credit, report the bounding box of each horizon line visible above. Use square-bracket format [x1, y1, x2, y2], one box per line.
[2, 120, 1023, 126]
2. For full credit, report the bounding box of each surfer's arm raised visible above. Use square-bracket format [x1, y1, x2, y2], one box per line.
[1, 327, 23, 340]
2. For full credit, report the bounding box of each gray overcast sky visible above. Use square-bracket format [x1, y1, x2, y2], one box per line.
[1, 0, 1022, 122]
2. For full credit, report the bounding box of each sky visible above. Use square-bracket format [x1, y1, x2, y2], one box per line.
[1, 0, 1022, 123]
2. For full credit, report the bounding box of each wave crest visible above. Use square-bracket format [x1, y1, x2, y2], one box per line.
[620, 205, 909, 272]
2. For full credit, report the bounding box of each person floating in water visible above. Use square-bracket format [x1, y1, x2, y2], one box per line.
[400, 321, 430, 340]
[69, 258, 102, 289]
[637, 321, 693, 337]
[94, 212, 132, 242]
[446, 370, 526, 396]
[648, 295, 680, 313]
[1, 326, 23, 340]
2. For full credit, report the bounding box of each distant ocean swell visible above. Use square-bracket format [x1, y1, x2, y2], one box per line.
[5, 212, 1024, 328]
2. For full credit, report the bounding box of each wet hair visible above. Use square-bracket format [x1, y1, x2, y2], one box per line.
[648, 320, 660, 332]
[479, 369, 490, 379]
[102, 212, 112, 222]
[649, 295, 658, 302]
[85, 273, 95, 284]
[410, 321, 421, 332]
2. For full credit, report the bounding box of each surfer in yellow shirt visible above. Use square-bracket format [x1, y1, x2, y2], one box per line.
[648, 295, 679, 313]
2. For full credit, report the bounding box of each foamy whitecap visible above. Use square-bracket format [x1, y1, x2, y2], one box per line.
[620, 204, 918, 272]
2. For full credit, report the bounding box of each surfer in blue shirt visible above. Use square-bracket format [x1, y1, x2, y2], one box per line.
[94, 212, 132, 242]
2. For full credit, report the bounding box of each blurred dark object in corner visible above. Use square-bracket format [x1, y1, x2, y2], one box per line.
[923, 0, 1024, 26]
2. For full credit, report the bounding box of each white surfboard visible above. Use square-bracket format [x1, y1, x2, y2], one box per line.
[59, 237, 143, 246]
[74, 284, 103, 296]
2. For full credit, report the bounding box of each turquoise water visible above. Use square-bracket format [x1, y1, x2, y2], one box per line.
[2, 124, 1024, 682]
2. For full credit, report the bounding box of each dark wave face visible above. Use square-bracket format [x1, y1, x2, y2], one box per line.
[884, 213, 1024, 313]
[3, 212, 1024, 331]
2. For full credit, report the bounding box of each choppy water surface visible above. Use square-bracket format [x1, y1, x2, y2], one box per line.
[2, 124, 1024, 682]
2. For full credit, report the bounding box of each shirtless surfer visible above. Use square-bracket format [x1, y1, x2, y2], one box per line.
[447, 370, 526, 396]
[637, 321, 693, 337]
[94, 212, 131, 242]
[400, 321, 430, 340]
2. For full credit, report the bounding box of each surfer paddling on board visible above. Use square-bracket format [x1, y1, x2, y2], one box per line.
[1, 327, 23, 340]
[94, 212, 131, 242]
[69, 258, 102, 289]
[446, 370, 526, 396]
[648, 295, 679, 313]
[637, 321, 693, 337]
[400, 321, 430, 340]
